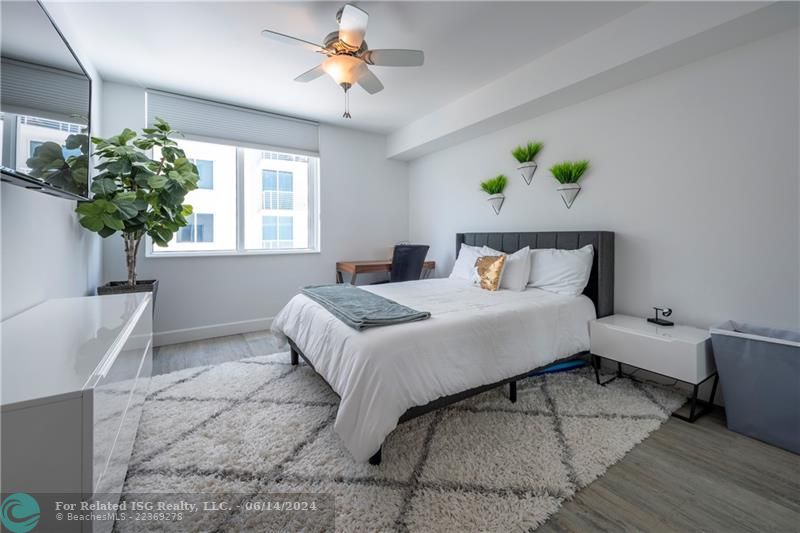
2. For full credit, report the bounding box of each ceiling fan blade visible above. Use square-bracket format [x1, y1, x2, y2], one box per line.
[337, 4, 368, 49]
[294, 64, 326, 82]
[261, 29, 325, 53]
[357, 67, 383, 94]
[362, 49, 424, 67]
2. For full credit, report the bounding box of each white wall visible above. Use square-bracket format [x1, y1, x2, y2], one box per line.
[0, 181, 103, 319]
[409, 29, 800, 330]
[0, 7, 104, 320]
[101, 83, 409, 343]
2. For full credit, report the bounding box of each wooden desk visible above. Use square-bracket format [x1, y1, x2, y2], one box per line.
[336, 260, 436, 284]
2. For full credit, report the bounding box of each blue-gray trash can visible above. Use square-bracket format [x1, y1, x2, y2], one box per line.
[710, 321, 800, 454]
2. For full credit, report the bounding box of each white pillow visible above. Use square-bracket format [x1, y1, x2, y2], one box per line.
[449, 243, 484, 281]
[481, 246, 531, 291]
[528, 245, 594, 296]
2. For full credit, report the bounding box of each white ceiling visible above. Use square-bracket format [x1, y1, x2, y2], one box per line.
[51, 1, 640, 133]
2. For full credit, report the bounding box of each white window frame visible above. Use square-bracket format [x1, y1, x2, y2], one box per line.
[146, 133, 320, 258]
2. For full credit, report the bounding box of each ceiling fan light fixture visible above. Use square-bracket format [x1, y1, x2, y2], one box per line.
[262, 3, 424, 119]
[321, 54, 363, 87]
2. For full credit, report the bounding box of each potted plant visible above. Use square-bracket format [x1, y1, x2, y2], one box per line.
[75, 118, 199, 300]
[480, 174, 508, 215]
[550, 160, 590, 209]
[511, 141, 543, 185]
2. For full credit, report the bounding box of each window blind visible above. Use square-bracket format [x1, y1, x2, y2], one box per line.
[0, 58, 90, 124]
[146, 90, 319, 154]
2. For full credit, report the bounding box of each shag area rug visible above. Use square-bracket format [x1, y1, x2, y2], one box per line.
[119, 352, 685, 532]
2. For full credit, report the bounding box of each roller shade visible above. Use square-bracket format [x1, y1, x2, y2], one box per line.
[0, 58, 90, 124]
[146, 90, 319, 154]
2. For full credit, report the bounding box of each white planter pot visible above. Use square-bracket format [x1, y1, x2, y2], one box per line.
[487, 193, 505, 215]
[557, 183, 581, 209]
[517, 161, 538, 185]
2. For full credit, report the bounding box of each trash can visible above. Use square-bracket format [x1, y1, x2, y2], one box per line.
[710, 321, 800, 454]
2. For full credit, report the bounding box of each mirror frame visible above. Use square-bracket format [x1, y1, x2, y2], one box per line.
[0, 0, 93, 201]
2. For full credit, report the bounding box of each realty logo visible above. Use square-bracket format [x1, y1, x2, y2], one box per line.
[0, 493, 40, 533]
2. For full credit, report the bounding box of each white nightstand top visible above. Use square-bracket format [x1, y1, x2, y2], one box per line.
[593, 314, 709, 345]
[591, 314, 715, 385]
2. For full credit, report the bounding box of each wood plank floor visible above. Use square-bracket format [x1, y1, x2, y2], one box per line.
[153, 332, 800, 532]
[152, 330, 287, 375]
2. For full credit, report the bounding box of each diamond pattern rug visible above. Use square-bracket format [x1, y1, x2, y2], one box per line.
[119, 352, 686, 532]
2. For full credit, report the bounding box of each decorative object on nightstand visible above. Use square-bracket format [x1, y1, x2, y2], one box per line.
[590, 314, 718, 423]
[647, 306, 674, 326]
[550, 159, 589, 209]
[480, 174, 507, 215]
[511, 141, 543, 185]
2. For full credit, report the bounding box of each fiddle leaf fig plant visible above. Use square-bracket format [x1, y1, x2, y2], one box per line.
[75, 118, 199, 286]
[26, 132, 90, 196]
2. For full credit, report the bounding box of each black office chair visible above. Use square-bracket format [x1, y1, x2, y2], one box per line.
[374, 244, 430, 284]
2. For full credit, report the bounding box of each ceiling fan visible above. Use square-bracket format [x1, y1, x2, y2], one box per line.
[261, 3, 424, 118]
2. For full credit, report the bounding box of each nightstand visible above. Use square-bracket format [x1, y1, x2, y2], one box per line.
[590, 314, 718, 422]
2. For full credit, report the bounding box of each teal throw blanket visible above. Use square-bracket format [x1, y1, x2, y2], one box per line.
[301, 284, 430, 331]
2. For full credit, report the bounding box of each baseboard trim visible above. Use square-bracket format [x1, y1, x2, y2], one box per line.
[154, 317, 274, 347]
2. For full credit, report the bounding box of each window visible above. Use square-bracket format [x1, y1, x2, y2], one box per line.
[243, 148, 313, 252]
[151, 139, 237, 254]
[148, 138, 319, 256]
[262, 170, 293, 210]
[178, 213, 214, 243]
[262, 215, 293, 249]
[193, 159, 214, 189]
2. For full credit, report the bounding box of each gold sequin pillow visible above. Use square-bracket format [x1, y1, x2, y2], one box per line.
[474, 255, 507, 291]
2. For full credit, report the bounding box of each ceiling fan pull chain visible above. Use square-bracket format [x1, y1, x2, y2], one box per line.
[343, 89, 352, 119]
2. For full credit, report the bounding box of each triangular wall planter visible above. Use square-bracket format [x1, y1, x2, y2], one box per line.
[557, 184, 581, 209]
[487, 193, 505, 215]
[517, 162, 538, 185]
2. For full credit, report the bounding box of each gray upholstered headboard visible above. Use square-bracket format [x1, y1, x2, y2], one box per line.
[456, 231, 615, 318]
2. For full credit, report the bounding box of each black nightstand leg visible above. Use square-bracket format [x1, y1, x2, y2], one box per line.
[593, 354, 618, 387]
[673, 373, 718, 423]
[708, 373, 719, 406]
[593, 354, 601, 385]
[689, 384, 699, 420]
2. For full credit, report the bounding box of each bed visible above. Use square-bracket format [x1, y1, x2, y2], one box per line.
[272, 231, 615, 464]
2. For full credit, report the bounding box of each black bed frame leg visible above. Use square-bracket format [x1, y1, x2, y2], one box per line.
[509, 381, 517, 403]
[290, 347, 299, 366]
[368, 447, 382, 465]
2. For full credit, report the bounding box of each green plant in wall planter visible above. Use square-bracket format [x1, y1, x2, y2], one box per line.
[480, 174, 508, 215]
[75, 118, 199, 300]
[550, 160, 589, 209]
[511, 141, 543, 185]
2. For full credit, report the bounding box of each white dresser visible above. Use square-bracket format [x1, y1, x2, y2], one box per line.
[1, 293, 152, 532]
[590, 314, 718, 422]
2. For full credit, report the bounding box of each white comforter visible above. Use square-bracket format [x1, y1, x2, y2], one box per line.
[271, 278, 595, 462]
